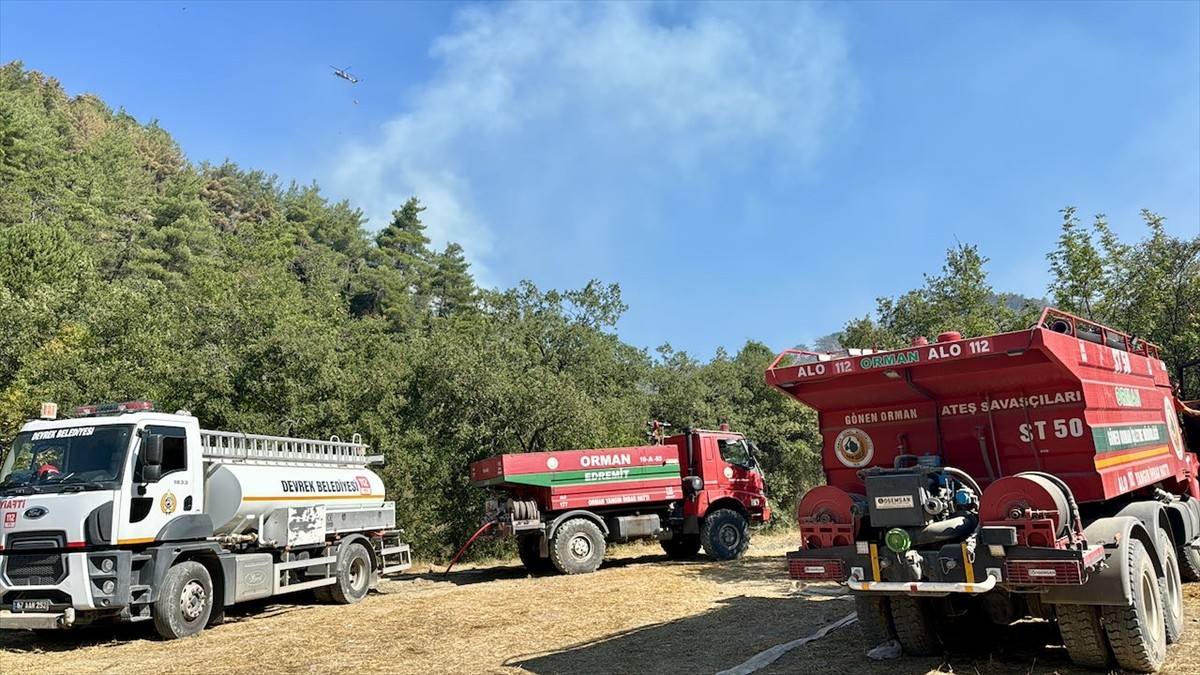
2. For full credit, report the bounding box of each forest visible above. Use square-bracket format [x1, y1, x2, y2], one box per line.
[1, 62, 1198, 558]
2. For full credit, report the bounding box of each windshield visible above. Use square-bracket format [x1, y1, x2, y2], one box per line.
[718, 437, 760, 471]
[0, 424, 133, 494]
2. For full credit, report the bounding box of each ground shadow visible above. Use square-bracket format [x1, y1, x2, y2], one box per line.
[682, 555, 1098, 674]
[507, 591, 1093, 675]
[506, 594, 935, 675]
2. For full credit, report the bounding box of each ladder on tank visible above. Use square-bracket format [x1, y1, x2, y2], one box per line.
[200, 429, 383, 468]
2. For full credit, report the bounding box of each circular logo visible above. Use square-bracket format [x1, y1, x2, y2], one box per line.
[834, 428, 875, 468]
[23, 506, 49, 520]
[546, 457, 559, 470]
[723, 466, 734, 479]
[160, 492, 178, 515]
[1165, 395, 1185, 461]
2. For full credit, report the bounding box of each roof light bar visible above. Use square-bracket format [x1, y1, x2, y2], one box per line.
[73, 401, 157, 417]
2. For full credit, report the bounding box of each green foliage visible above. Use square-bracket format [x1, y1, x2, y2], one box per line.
[1048, 208, 1200, 398]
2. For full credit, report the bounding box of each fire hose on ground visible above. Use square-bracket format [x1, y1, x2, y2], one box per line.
[443, 520, 495, 575]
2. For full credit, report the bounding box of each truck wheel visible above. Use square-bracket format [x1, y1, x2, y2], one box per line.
[550, 518, 606, 575]
[329, 543, 372, 604]
[517, 534, 555, 574]
[1102, 538, 1166, 673]
[1179, 541, 1200, 582]
[701, 509, 750, 561]
[153, 561, 214, 639]
[660, 534, 702, 560]
[1157, 532, 1185, 644]
[1055, 604, 1113, 669]
[854, 593, 896, 647]
[888, 594, 940, 657]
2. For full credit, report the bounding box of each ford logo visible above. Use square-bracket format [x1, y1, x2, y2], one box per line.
[24, 506, 49, 519]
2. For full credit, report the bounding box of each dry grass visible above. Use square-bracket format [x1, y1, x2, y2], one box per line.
[2, 533, 1198, 675]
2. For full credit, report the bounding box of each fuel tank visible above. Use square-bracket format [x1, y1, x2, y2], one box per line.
[203, 462, 387, 535]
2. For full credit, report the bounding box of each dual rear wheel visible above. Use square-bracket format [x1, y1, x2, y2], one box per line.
[1056, 536, 1176, 673]
[867, 532, 1182, 674]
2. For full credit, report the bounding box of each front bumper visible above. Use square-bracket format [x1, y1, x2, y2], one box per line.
[0, 607, 76, 630]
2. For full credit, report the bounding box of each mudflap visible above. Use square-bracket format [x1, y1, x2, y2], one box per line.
[1042, 516, 1156, 606]
[1165, 498, 1200, 548]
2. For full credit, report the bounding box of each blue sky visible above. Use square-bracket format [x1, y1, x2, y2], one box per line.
[2, 1, 1197, 359]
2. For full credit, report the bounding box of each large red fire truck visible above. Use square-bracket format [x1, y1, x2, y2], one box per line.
[766, 308, 1200, 672]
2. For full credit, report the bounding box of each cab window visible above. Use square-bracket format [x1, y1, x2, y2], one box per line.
[135, 425, 187, 479]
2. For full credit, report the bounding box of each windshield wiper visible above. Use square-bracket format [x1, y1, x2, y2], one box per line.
[0, 485, 40, 496]
[60, 482, 108, 493]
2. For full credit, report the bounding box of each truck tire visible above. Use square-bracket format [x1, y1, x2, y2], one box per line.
[329, 543, 372, 604]
[1102, 538, 1166, 673]
[517, 534, 555, 574]
[1055, 604, 1112, 669]
[701, 509, 750, 561]
[1158, 531, 1185, 644]
[660, 534, 702, 560]
[888, 594, 940, 657]
[550, 518, 606, 575]
[1179, 541, 1200, 582]
[854, 593, 895, 647]
[153, 561, 214, 639]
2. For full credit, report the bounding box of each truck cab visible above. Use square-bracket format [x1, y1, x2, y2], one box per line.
[0, 402, 204, 628]
[661, 426, 770, 526]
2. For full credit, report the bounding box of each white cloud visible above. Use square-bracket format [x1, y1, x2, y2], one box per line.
[332, 1, 856, 288]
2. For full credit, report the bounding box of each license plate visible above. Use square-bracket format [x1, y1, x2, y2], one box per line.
[13, 599, 50, 612]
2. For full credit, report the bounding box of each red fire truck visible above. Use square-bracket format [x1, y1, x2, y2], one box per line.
[766, 308, 1200, 673]
[468, 425, 770, 574]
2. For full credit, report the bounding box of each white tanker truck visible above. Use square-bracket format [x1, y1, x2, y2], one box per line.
[0, 401, 411, 639]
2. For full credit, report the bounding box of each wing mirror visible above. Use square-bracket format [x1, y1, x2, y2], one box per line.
[140, 434, 164, 483]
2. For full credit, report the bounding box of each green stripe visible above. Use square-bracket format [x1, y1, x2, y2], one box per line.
[1091, 424, 1168, 453]
[480, 464, 680, 488]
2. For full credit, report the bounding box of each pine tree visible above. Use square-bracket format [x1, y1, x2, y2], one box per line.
[431, 243, 476, 318]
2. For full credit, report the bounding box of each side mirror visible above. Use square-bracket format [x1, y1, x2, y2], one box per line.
[140, 434, 164, 483]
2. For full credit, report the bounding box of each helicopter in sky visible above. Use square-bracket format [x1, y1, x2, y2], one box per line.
[331, 66, 360, 84]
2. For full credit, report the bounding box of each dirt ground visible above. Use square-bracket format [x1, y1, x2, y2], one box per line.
[1, 532, 1198, 674]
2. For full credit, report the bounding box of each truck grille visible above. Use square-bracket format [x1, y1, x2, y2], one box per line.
[3, 532, 68, 586]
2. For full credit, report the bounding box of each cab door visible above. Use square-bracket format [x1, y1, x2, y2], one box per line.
[116, 424, 196, 546]
[714, 437, 762, 496]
